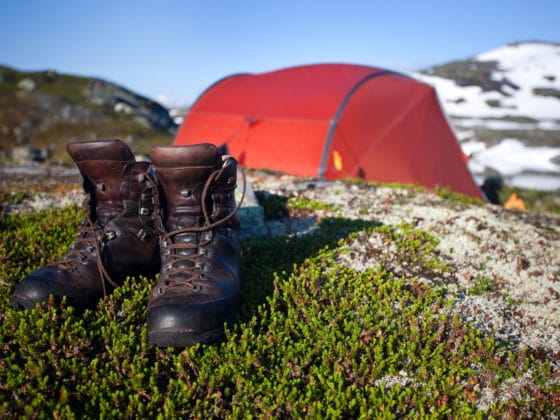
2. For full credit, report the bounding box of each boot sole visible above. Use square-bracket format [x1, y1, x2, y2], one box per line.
[11, 294, 43, 311]
[148, 315, 235, 347]
[11, 290, 100, 311]
[148, 328, 223, 347]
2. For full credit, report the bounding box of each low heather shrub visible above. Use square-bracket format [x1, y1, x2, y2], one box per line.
[0, 206, 558, 417]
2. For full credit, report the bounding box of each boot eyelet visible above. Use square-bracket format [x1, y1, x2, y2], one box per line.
[184, 233, 197, 244]
[194, 261, 209, 272]
[194, 260, 210, 271]
[157, 286, 165, 295]
[180, 189, 191, 197]
[105, 231, 118, 240]
[193, 283, 202, 292]
[199, 248, 214, 257]
[137, 229, 149, 241]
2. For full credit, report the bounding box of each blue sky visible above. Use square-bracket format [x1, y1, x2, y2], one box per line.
[1, 0, 559, 106]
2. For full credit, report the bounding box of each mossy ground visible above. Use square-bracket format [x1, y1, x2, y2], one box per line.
[1, 193, 558, 417]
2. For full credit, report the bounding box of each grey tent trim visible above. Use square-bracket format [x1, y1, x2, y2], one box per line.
[318, 70, 412, 179]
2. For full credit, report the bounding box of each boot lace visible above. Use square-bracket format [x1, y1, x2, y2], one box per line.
[56, 213, 119, 296]
[158, 157, 246, 293]
[57, 172, 155, 296]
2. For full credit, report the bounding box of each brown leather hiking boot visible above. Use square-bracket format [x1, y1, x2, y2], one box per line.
[147, 143, 243, 347]
[11, 139, 160, 310]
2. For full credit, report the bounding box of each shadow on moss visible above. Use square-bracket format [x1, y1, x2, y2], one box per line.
[239, 217, 382, 323]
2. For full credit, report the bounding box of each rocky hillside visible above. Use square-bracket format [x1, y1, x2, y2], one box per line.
[0, 65, 176, 163]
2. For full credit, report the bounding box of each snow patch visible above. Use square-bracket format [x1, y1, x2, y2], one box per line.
[412, 42, 560, 120]
[467, 139, 560, 176]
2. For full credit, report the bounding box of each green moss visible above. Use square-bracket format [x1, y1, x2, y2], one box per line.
[0, 189, 31, 207]
[373, 222, 454, 273]
[0, 206, 558, 417]
[436, 186, 485, 206]
[467, 275, 495, 296]
[288, 196, 338, 212]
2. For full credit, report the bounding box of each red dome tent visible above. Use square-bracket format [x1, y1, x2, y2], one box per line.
[174, 63, 483, 198]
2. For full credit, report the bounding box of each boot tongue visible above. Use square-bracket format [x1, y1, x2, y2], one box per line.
[151, 144, 223, 232]
[157, 166, 215, 232]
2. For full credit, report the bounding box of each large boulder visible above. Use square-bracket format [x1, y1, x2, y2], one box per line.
[84, 79, 176, 132]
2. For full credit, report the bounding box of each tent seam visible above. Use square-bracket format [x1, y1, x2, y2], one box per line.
[318, 70, 412, 178]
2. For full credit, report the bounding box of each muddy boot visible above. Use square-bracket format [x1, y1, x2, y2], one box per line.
[11, 139, 160, 310]
[147, 143, 244, 347]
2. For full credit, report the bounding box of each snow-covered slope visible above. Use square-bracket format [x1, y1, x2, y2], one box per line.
[413, 42, 560, 122]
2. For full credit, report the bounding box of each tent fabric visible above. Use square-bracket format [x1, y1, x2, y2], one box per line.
[174, 63, 483, 198]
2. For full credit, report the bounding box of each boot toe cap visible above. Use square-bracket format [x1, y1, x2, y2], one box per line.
[11, 276, 59, 309]
[11, 274, 101, 310]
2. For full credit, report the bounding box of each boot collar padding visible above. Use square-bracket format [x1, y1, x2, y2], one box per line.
[67, 139, 135, 162]
[150, 143, 222, 168]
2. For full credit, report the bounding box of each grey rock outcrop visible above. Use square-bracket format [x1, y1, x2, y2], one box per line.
[84, 79, 176, 133]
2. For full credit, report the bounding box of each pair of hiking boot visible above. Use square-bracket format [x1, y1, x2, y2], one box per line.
[10, 139, 243, 348]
